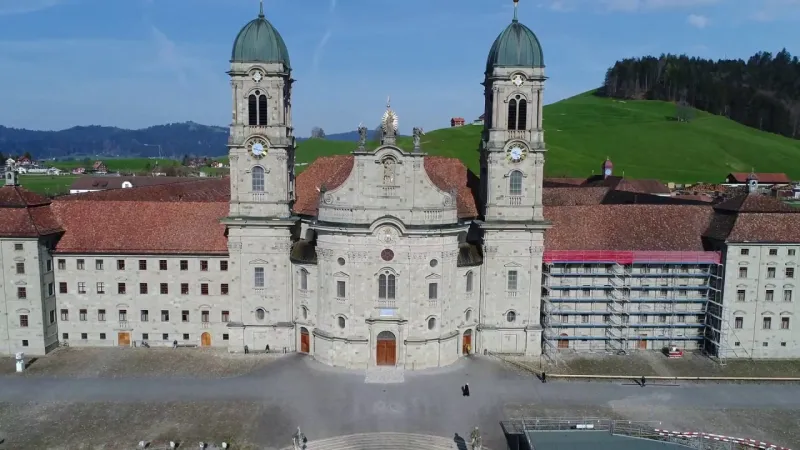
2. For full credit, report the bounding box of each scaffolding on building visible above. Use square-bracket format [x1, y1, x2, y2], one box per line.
[541, 250, 724, 359]
[702, 262, 739, 365]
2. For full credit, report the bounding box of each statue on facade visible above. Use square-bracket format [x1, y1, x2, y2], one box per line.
[292, 427, 306, 450]
[382, 158, 395, 185]
[412, 127, 424, 150]
[358, 124, 368, 149]
[470, 427, 482, 450]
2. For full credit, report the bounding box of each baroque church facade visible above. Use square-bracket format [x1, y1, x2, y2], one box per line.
[222, 2, 548, 368]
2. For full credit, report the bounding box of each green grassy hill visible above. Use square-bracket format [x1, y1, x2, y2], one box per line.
[290, 92, 800, 183]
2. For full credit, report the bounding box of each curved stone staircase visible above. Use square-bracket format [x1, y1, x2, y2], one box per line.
[282, 432, 486, 450]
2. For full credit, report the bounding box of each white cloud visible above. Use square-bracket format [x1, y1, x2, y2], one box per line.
[687, 13, 709, 27]
[311, 0, 336, 73]
[0, 0, 62, 15]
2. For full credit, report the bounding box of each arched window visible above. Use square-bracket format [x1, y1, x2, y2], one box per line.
[255, 308, 266, 321]
[427, 317, 437, 330]
[509, 170, 523, 196]
[338, 316, 346, 329]
[378, 273, 396, 299]
[248, 91, 268, 126]
[299, 268, 308, 290]
[506, 310, 517, 323]
[252, 166, 265, 192]
[466, 271, 474, 293]
[302, 306, 309, 320]
[507, 95, 527, 130]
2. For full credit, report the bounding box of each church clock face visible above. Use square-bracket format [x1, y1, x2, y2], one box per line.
[506, 145, 527, 163]
[247, 138, 268, 159]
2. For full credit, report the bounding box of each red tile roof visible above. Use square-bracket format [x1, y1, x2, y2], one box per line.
[543, 187, 609, 206]
[59, 177, 230, 202]
[294, 155, 354, 216]
[0, 186, 63, 237]
[727, 214, 800, 242]
[544, 205, 714, 251]
[726, 172, 791, 184]
[51, 200, 228, 254]
[423, 156, 479, 218]
[69, 175, 199, 192]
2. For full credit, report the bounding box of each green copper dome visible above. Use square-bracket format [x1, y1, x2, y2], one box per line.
[231, 5, 291, 68]
[486, 19, 544, 72]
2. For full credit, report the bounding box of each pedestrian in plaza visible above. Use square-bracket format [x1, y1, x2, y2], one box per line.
[464, 382, 470, 397]
[542, 372, 547, 383]
[641, 375, 646, 387]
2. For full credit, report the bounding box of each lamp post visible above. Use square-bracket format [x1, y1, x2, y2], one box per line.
[142, 143, 163, 168]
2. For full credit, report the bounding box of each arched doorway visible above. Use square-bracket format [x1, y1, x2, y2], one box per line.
[558, 333, 569, 349]
[462, 329, 473, 355]
[376, 331, 396, 366]
[201, 332, 211, 347]
[300, 327, 310, 353]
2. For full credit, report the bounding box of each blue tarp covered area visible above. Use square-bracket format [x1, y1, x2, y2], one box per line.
[526, 431, 693, 450]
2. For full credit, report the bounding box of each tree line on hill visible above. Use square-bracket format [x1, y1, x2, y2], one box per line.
[599, 49, 800, 139]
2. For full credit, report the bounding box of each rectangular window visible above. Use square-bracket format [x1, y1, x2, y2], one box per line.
[509, 173, 522, 196]
[77, 282, 86, 294]
[138, 260, 147, 270]
[160, 283, 168, 294]
[738, 267, 747, 278]
[766, 289, 774, 301]
[17, 287, 27, 299]
[220, 261, 228, 271]
[785, 290, 793, 302]
[254, 267, 265, 287]
[181, 283, 189, 295]
[97, 309, 105, 321]
[603, 314, 611, 323]
[22, 340, 29, 347]
[141, 310, 149, 322]
[677, 314, 686, 323]
[183, 334, 190, 340]
[47, 259, 52, 272]
[740, 248, 749, 256]
[659, 289, 668, 298]
[49, 310, 55, 324]
[162, 333, 169, 340]
[161, 310, 170, 322]
[769, 248, 778, 256]
[58, 259, 66, 270]
[180, 260, 188, 271]
[118, 282, 126, 294]
[428, 282, 438, 300]
[100, 333, 106, 340]
[117, 259, 125, 270]
[119, 310, 127, 321]
[790, 249, 797, 256]
[182, 310, 190, 322]
[201, 311, 209, 323]
[19, 315, 29, 327]
[60, 309, 69, 321]
[767, 267, 776, 278]
[581, 315, 589, 324]
[640, 315, 648, 323]
[221, 283, 229, 295]
[48, 282, 54, 296]
[95, 259, 104, 270]
[200, 260, 208, 271]
[77, 308, 87, 321]
[142, 333, 149, 340]
[507, 270, 518, 291]
[81, 333, 88, 340]
[659, 315, 667, 323]
[77, 259, 85, 270]
[763, 317, 772, 329]
[781, 317, 790, 329]
[581, 288, 591, 297]
[14, 243, 23, 251]
[139, 283, 148, 295]
[201, 283, 209, 295]
[62, 333, 69, 339]
[337, 280, 346, 298]
[223, 334, 229, 341]
[560, 314, 569, 323]
[736, 290, 745, 301]
[787, 268, 795, 278]
[95, 282, 104, 294]
[735, 317, 743, 329]
[15, 262, 25, 274]
[222, 311, 230, 322]
[159, 260, 168, 271]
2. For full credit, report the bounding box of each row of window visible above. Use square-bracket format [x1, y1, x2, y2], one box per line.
[297, 270, 479, 297]
[733, 341, 789, 348]
[53, 309, 230, 323]
[57, 282, 229, 296]
[735, 289, 793, 302]
[57, 258, 228, 272]
[552, 264, 711, 274]
[741, 248, 797, 257]
[555, 314, 703, 324]
[551, 289, 707, 298]
[738, 266, 794, 279]
[734, 316, 791, 330]
[60, 332, 230, 342]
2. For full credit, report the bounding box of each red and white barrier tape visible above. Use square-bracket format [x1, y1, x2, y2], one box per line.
[653, 429, 791, 450]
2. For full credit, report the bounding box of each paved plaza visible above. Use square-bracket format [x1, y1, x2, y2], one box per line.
[0, 350, 799, 449]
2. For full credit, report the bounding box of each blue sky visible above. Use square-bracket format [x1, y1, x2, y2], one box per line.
[0, 0, 797, 136]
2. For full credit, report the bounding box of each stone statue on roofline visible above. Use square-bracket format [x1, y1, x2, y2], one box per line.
[413, 127, 425, 151]
[357, 124, 368, 150]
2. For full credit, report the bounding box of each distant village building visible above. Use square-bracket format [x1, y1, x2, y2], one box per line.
[92, 161, 109, 174]
[473, 114, 485, 125]
[71, 167, 86, 175]
[724, 172, 791, 188]
[68, 176, 192, 194]
[450, 117, 466, 127]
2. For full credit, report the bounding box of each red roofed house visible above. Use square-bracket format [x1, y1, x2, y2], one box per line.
[450, 117, 466, 127]
[1, 6, 799, 366]
[725, 171, 791, 187]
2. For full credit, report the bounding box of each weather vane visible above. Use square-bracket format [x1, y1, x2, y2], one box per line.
[386, 95, 391, 109]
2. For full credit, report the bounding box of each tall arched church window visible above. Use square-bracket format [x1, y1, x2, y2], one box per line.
[466, 271, 474, 293]
[507, 95, 527, 130]
[252, 166, 265, 192]
[509, 170, 523, 196]
[248, 91, 268, 126]
[378, 273, 396, 299]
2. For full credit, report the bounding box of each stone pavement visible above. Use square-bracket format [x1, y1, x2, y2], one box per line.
[364, 366, 405, 384]
[1, 354, 799, 448]
[280, 432, 477, 450]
